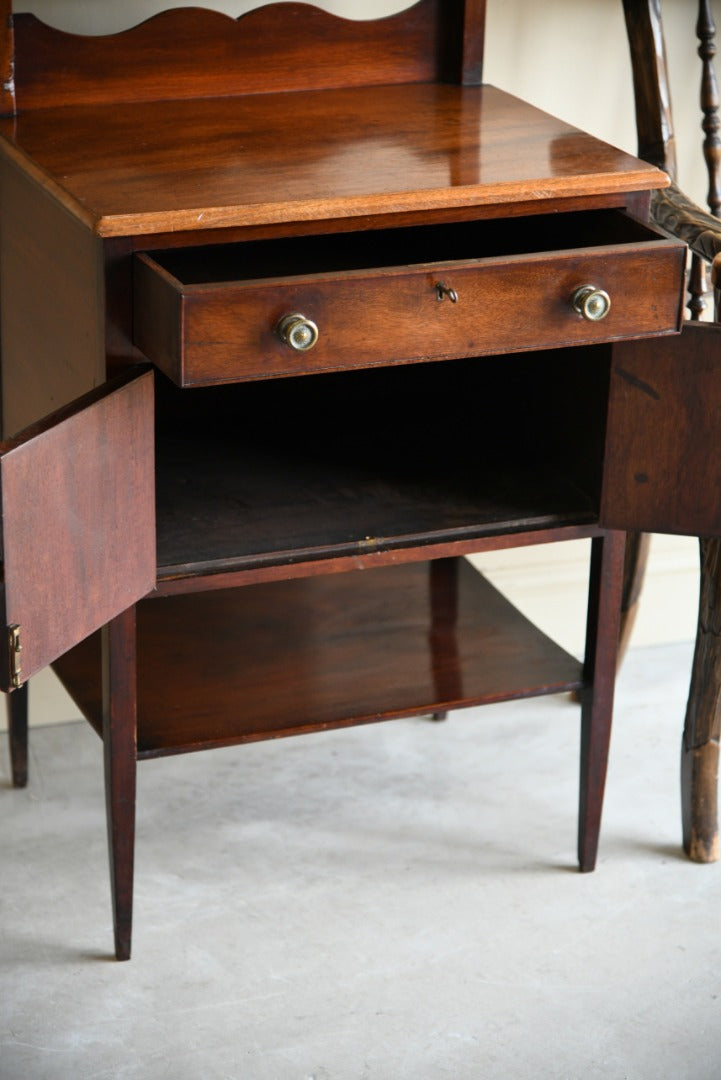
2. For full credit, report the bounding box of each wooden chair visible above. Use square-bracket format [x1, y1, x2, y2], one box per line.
[623, 0, 721, 861]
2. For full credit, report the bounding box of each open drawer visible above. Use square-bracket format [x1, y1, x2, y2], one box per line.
[133, 209, 685, 387]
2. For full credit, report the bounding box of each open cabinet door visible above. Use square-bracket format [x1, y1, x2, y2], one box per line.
[0, 368, 155, 692]
[600, 322, 721, 536]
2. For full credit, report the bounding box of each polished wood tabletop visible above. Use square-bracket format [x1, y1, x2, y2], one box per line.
[0, 83, 667, 236]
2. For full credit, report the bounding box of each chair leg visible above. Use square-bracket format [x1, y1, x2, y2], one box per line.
[681, 537, 721, 863]
[102, 606, 138, 961]
[6, 683, 29, 788]
[577, 531, 626, 872]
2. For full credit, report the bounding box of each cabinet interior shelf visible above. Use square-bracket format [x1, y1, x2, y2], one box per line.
[153, 354, 603, 581]
[52, 558, 584, 759]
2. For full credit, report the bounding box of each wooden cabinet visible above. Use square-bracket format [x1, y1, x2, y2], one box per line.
[0, 0, 694, 959]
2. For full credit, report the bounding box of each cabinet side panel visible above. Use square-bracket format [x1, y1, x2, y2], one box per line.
[601, 322, 721, 535]
[0, 155, 104, 437]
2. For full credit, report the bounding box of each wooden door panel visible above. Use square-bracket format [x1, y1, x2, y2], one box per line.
[601, 322, 721, 536]
[0, 369, 155, 691]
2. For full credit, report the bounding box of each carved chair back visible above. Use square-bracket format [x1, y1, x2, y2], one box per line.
[624, 0, 721, 318]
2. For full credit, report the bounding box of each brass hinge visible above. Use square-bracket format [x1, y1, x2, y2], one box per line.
[8, 624, 22, 689]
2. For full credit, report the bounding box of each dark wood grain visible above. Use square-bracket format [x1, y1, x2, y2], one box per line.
[127, 193, 649, 255]
[688, 1, 721, 319]
[0, 156, 106, 436]
[682, 2, 721, 862]
[0, 84, 670, 237]
[698, 0, 721, 216]
[0, 370, 155, 690]
[0, 0, 13, 116]
[429, 559, 463, 705]
[601, 322, 721, 536]
[442, 0, 486, 85]
[134, 211, 683, 386]
[140, 209, 664, 282]
[53, 559, 584, 759]
[7, 1, 460, 113]
[155, 525, 606, 599]
[623, 0, 676, 175]
[6, 682, 27, 787]
[652, 182, 721, 263]
[154, 445, 597, 580]
[102, 607, 138, 962]
[578, 531, 626, 871]
[105, 237, 144, 372]
[681, 537, 721, 862]
[150, 353, 603, 581]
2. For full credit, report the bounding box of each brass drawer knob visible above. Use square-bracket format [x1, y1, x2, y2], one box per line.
[571, 284, 611, 322]
[276, 312, 319, 351]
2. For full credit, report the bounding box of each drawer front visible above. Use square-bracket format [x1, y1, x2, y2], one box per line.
[134, 239, 685, 387]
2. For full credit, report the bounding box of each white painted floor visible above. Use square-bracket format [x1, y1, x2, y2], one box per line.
[1, 640, 720, 1080]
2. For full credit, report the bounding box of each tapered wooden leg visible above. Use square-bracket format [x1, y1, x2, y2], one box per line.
[618, 531, 651, 668]
[681, 537, 721, 863]
[102, 606, 138, 961]
[578, 531, 626, 872]
[6, 683, 29, 788]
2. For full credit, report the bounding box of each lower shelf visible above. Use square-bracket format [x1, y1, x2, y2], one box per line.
[52, 558, 584, 759]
